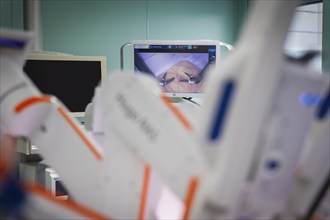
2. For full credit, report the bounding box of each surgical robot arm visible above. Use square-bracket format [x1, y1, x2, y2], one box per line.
[0, 29, 203, 219]
[194, 0, 330, 219]
[0, 29, 110, 218]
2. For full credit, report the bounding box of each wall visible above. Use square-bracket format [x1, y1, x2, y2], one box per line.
[322, 0, 329, 72]
[2, 0, 327, 72]
[0, 0, 24, 30]
[40, 0, 247, 73]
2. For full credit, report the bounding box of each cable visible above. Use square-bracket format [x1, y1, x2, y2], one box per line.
[304, 171, 330, 220]
[182, 97, 201, 107]
[120, 43, 131, 70]
[220, 42, 234, 51]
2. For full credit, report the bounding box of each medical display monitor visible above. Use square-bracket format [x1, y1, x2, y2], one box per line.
[132, 40, 220, 98]
[23, 55, 107, 117]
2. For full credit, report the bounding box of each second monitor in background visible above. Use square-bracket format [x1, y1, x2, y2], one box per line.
[131, 40, 220, 98]
[24, 54, 107, 118]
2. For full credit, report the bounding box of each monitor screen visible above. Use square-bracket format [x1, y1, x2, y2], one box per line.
[23, 55, 107, 117]
[131, 40, 220, 98]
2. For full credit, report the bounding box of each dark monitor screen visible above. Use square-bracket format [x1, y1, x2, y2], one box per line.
[23, 55, 106, 117]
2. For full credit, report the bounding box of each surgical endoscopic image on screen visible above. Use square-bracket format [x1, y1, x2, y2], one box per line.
[134, 52, 213, 93]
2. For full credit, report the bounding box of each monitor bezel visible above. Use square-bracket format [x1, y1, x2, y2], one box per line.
[131, 40, 220, 98]
[24, 54, 107, 117]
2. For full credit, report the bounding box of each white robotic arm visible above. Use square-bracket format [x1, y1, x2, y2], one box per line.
[1, 29, 189, 220]
[0, 29, 109, 219]
[194, 0, 329, 219]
